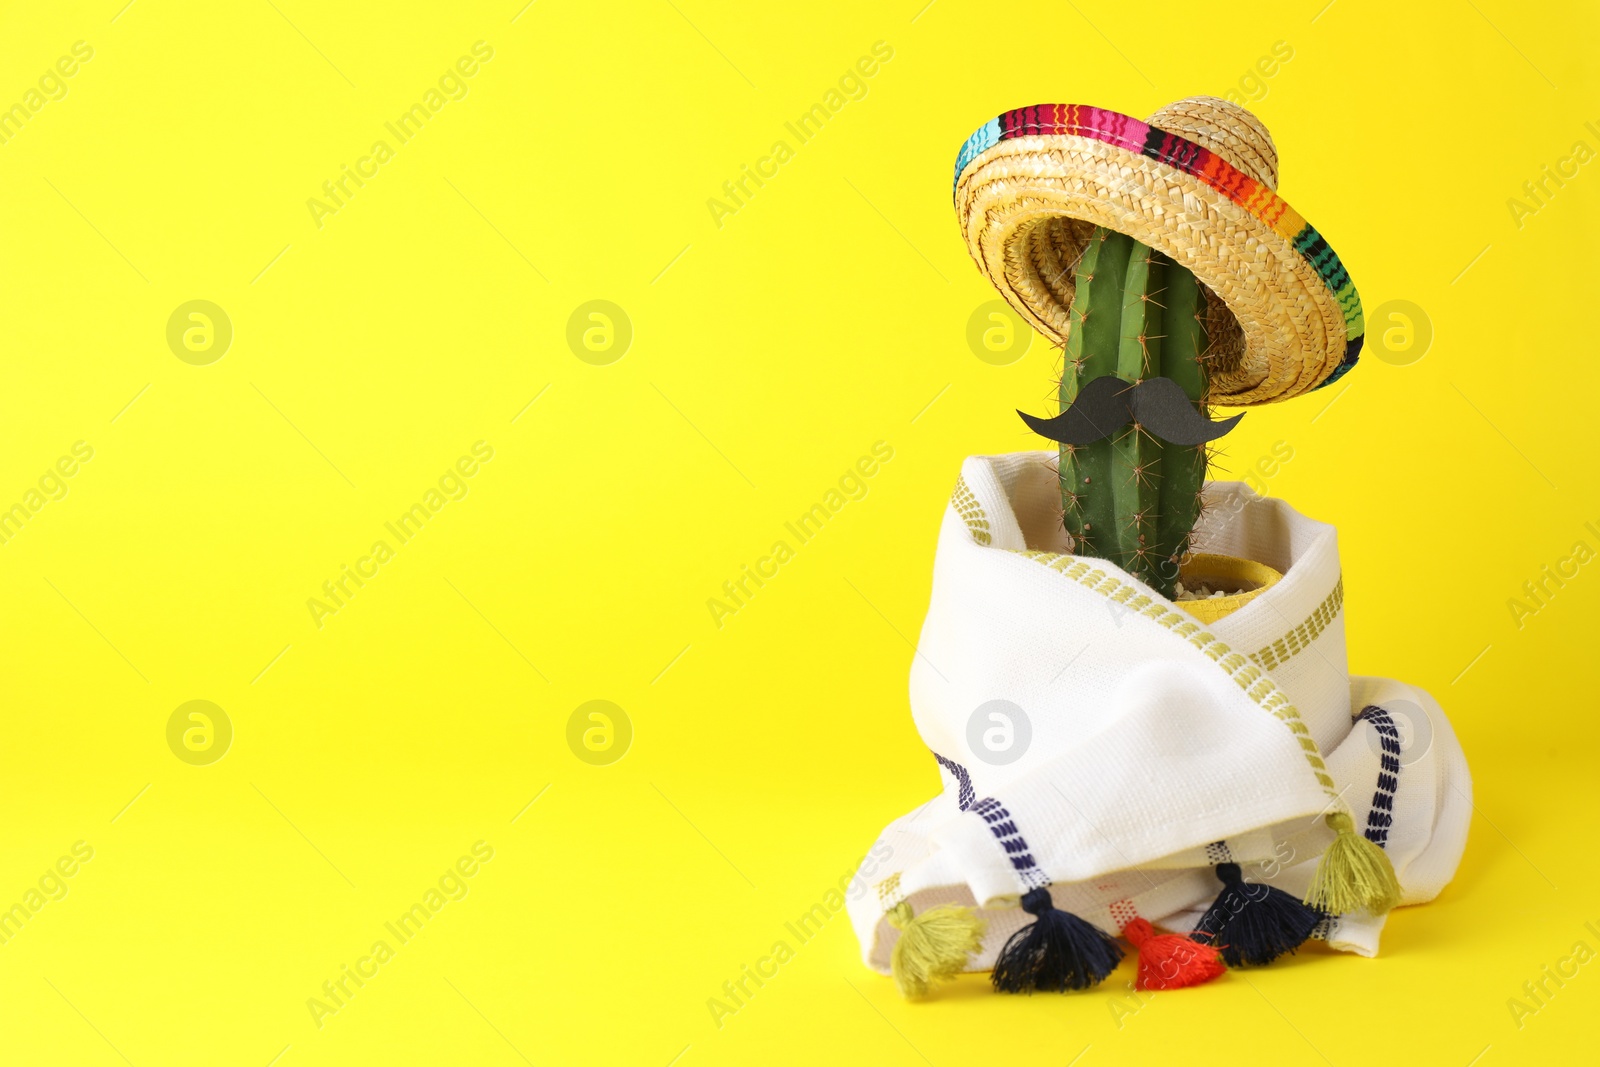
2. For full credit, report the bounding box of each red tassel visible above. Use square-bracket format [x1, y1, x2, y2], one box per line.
[1123, 918, 1225, 991]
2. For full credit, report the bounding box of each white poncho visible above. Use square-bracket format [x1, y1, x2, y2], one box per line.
[848, 452, 1471, 974]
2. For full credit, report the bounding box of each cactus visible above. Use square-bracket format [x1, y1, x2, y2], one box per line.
[1058, 227, 1210, 598]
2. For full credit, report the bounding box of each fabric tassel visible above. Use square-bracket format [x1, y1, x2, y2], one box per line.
[991, 887, 1123, 993]
[1193, 862, 1322, 967]
[1122, 917, 1225, 990]
[886, 900, 985, 998]
[1306, 811, 1402, 915]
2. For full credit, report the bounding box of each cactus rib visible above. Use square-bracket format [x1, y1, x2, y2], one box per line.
[1058, 227, 1211, 597]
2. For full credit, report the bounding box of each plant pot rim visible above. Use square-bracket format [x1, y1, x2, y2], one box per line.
[1174, 552, 1283, 623]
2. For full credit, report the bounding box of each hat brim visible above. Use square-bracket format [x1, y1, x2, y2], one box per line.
[954, 105, 1363, 406]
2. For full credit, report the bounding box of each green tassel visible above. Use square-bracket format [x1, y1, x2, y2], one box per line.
[1306, 811, 1402, 915]
[887, 900, 985, 998]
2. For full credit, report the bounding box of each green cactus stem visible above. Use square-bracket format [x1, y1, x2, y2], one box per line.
[1059, 227, 1210, 598]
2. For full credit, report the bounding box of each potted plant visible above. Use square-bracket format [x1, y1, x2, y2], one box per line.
[844, 96, 1471, 1000]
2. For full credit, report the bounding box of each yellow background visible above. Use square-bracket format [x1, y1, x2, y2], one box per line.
[1, 0, 1596, 1063]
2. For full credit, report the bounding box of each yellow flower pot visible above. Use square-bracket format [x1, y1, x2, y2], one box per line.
[1174, 553, 1283, 624]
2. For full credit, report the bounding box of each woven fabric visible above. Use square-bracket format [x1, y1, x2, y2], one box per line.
[847, 454, 1471, 974]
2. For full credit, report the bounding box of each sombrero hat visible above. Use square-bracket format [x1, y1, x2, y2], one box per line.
[953, 96, 1363, 406]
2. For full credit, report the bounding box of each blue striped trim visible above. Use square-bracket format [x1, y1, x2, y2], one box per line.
[933, 752, 976, 812]
[972, 796, 1050, 891]
[935, 753, 1050, 891]
[1354, 705, 1400, 848]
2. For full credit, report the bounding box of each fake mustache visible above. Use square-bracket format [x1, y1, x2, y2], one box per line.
[1018, 375, 1243, 447]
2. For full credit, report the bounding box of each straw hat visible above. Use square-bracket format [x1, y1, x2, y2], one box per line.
[953, 97, 1363, 406]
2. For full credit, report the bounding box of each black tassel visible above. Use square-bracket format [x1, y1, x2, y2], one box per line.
[1192, 862, 1323, 967]
[991, 887, 1123, 993]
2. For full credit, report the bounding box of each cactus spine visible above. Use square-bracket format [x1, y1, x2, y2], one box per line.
[1059, 227, 1210, 598]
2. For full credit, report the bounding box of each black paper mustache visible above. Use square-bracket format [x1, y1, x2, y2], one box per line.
[1018, 375, 1243, 446]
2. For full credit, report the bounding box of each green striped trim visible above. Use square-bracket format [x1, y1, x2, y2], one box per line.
[1249, 577, 1344, 672]
[951, 475, 992, 546]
